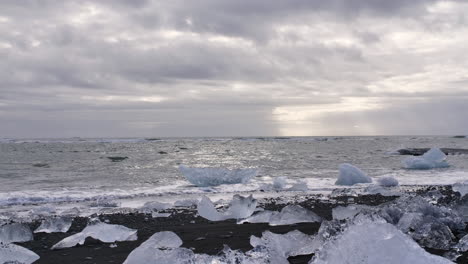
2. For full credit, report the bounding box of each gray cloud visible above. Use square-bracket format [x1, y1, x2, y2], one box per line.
[1, 0, 468, 137]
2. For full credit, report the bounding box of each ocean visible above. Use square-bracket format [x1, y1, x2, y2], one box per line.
[1, 136, 467, 219]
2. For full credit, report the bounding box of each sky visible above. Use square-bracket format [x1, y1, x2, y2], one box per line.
[1, 0, 468, 138]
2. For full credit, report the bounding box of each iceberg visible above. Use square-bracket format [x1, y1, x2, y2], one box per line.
[240, 205, 321, 226]
[34, 217, 73, 233]
[311, 222, 453, 264]
[377, 176, 399, 187]
[0, 243, 40, 264]
[179, 165, 257, 187]
[0, 223, 33, 243]
[52, 220, 137, 249]
[403, 148, 450, 169]
[335, 163, 372, 186]
[197, 194, 257, 221]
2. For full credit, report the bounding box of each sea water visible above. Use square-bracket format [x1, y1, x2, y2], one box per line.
[1, 136, 467, 219]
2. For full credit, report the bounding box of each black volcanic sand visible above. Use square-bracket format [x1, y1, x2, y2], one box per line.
[16, 188, 468, 264]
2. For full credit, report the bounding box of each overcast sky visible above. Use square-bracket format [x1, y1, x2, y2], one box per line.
[1, 0, 468, 137]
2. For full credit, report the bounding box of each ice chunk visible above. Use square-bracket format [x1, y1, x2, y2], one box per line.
[377, 176, 399, 187]
[123, 231, 183, 264]
[140, 201, 172, 212]
[0, 243, 40, 264]
[332, 205, 373, 220]
[174, 198, 199, 207]
[453, 181, 468, 197]
[273, 177, 287, 189]
[0, 223, 33, 243]
[311, 222, 453, 264]
[288, 181, 309, 191]
[197, 194, 257, 221]
[454, 234, 468, 252]
[250, 230, 316, 259]
[335, 163, 372, 186]
[179, 165, 257, 187]
[34, 217, 73, 233]
[52, 221, 137, 249]
[240, 205, 321, 226]
[403, 148, 450, 169]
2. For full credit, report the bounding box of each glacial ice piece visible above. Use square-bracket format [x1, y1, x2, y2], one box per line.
[273, 177, 287, 190]
[453, 181, 468, 197]
[123, 231, 183, 264]
[403, 148, 450, 169]
[335, 163, 372, 186]
[0, 223, 33, 243]
[250, 230, 316, 259]
[240, 205, 321, 226]
[288, 181, 309, 191]
[52, 221, 137, 249]
[332, 205, 373, 220]
[140, 201, 172, 212]
[34, 217, 73, 233]
[0, 243, 40, 264]
[179, 165, 257, 187]
[311, 222, 453, 264]
[377, 176, 399, 187]
[197, 194, 257, 221]
[455, 234, 468, 252]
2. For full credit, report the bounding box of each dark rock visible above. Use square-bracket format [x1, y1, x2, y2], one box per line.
[33, 163, 50, 168]
[107, 156, 128, 162]
[145, 138, 162, 141]
[453, 135, 466, 138]
[397, 148, 468, 156]
[158, 151, 168, 154]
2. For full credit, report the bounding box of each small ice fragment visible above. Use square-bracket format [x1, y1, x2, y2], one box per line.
[454, 234, 468, 252]
[0, 243, 40, 264]
[335, 163, 372, 186]
[288, 181, 309, 191]
[179, 165, 257, 187]
[0, 223, 33, 243]
[197, 194, 257, 221]
[110, 243, 118, 248]
[151, 212, 171, 218]
[123, 231, 183, 264]
[311, 222, 453, 264]
[453, 181, 468, 197]
[174, 199, 199, 207]
[140, 201, 172, 212]
[250, 230, 316, 258]
[403, 148, 450, 170]
[273, 177, 287, 190]
[240, 205, 321, 226]
[377, 176, 399, 187]
[34, 217, 73, 233]
[52, 221, 137, 249]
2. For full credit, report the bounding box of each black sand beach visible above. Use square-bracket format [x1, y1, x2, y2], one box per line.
[15, 187, 468, 264]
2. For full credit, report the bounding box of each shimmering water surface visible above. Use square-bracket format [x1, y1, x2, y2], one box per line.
[0, 136, 467, 215]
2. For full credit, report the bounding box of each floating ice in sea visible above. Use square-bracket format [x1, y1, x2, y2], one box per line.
[403, 148, 450, 169]
[311, 222, 453, 264]
[52, 220, 137, 249]
[250, 230, 316, 260]
[179, 165, 257, 187]
[335, 163, 372, 186]
[0, 223, 33, 243]
[0, 243, 40, 264]
[197, 194, 257, 221]
[273, 177, 287, 189]
[377, 176, 399, 187]
[34, 217, 73, 233]
[239, 205, 321, 226]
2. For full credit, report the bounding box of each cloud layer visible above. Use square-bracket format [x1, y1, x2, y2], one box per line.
[1, 0, 467, 137]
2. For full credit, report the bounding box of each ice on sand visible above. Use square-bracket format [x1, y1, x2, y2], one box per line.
[335, 163, 372, 186]
[123, 231, 183, 264]
[197, 194, 257, 221]
[453, 181, 468, 197]
[0, 243, 40, 264]
[377, 176, 399, 187]
[454, 234, 468, 252]
[403, 148, 450, 169]
[311, 222, 453, 264]
[34, 217, 73, 233]
[332, 205, 373, 220]
[250, 230, 316, 260]
[0, 223, 33, 243]
[239, 205, 321, 226]
[52, 220, 137, 249]
[179, 165, 257, 187]
[139, 201, 172, 212]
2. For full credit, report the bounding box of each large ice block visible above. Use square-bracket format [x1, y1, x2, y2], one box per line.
[335, 163, 372, 186]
